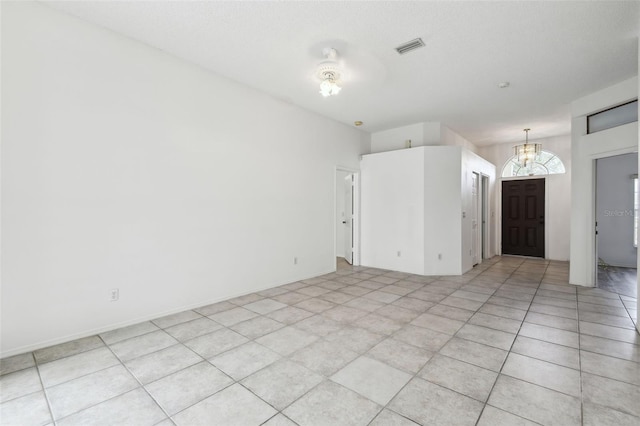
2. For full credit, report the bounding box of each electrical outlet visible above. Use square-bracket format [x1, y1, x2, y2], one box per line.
[110, 288, 119, 302]
[438, 253, 442, 260]
[397, 251, 401, 257]
[293, 257, 298, 265]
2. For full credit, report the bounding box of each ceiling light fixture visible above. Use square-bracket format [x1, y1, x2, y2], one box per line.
[514, 128, 541, 168]
[316, 48, 342, 97]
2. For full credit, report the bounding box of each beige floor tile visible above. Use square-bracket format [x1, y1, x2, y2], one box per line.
[0, 353, 35, 377]
[46, 365, 138, 420]
[419, 354, 498, 402]
[389, 378, 483, 426]
[290, 340, 359, 376]
[331, 356, 411, 405]
[439, 337, 508, 372]
[184, 328, 248, 359]
[39, 347, 120, 387]
[124, 344, 202, 384]
[511, 336, 580, 369]
[0, 391, 52, 426]
[172, 383, 276, 426]
[477, 405, 538, 426]
[145, 362, 233, 415]
[487, 375, 581, 426]
[582, 372, 640, 417]
[0, 367, 43, 403]
[152, 310, 202, 329]
[580, 350, 640, 386]
[583, 402, 640, 426]
[164, 317, 222, 342]
[283, 381, 381, 426]
[56, 388, 165, 426]
[34, 336, 105, 364]
[411, 313, 465, 335]
[242, 359, 323, 410]
[393, 324, 452, 352]
[209, 341, 280, 380]
[502, 353, 581, 397]
[256, 326, 319, 356]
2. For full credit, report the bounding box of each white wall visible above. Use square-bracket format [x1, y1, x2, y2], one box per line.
[596, 153, 638, 268]
[441, 125, 479, 154]
[478, 135, 572, 261]
[370, 123, 427, 153]
[361, 146, 495, 275]
[1, 2, 369, 357]
[570, 76, 638, 287]
[370, 122, 475, 154]
[423, 147, 463, 275]
[360, 148, 425, 274]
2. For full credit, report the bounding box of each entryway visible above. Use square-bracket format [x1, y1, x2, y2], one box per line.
[335, 167, 359, 268]
[471, 173, 490, 266]
[501, 178, 545, 258]
[595, 153, 638, 298]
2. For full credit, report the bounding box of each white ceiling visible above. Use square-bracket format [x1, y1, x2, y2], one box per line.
[45, 1, 639, 146]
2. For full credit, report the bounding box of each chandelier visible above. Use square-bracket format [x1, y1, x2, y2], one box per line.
[514, 128, 541, 168]
[316, 48, 342, 97]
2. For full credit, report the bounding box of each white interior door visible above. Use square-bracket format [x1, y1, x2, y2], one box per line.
[344, 174, 354, 264]
[472, 172, 480, 265]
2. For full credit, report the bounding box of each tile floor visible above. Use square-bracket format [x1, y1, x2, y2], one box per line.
[1, 256, 639, 426]
[597, 265, 637, 298]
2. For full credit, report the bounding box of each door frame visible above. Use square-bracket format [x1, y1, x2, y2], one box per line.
[592, 150, 638, 284]
[501, 178, 545, 258]
[471, 172, 481, 265]
[570, 121, 637, 287]
[481, 174, 490, 260]
[334, 166, 360, 267]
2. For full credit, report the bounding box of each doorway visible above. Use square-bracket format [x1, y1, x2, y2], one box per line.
[501, 179, 545, 258]
[335, 167, 359, 268]
[595, 153, 638, 297]
[471, 172, 480, 265]
[481, 175, 490, 260]
[471, 173, 490, 266]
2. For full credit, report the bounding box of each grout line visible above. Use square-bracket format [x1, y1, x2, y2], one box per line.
[473, 257, 533, 425]
[576, 280, 585, 426]
[32, 352, 57, 426]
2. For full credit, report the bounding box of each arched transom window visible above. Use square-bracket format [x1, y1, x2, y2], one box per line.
[502, 150, 566, 177]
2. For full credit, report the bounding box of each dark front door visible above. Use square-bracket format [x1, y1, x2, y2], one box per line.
[502, 179, 545, 258]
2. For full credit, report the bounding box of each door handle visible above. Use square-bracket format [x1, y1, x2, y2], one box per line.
[342, 221, 346, 224]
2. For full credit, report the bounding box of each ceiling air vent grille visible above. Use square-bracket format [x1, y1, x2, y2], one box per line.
[395, 38, 425, 55]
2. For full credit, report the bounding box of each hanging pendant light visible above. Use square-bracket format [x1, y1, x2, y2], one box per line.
[514, 128, 541, 168]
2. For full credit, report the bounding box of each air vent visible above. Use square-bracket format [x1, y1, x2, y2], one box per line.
[395, 38, 425, 55]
